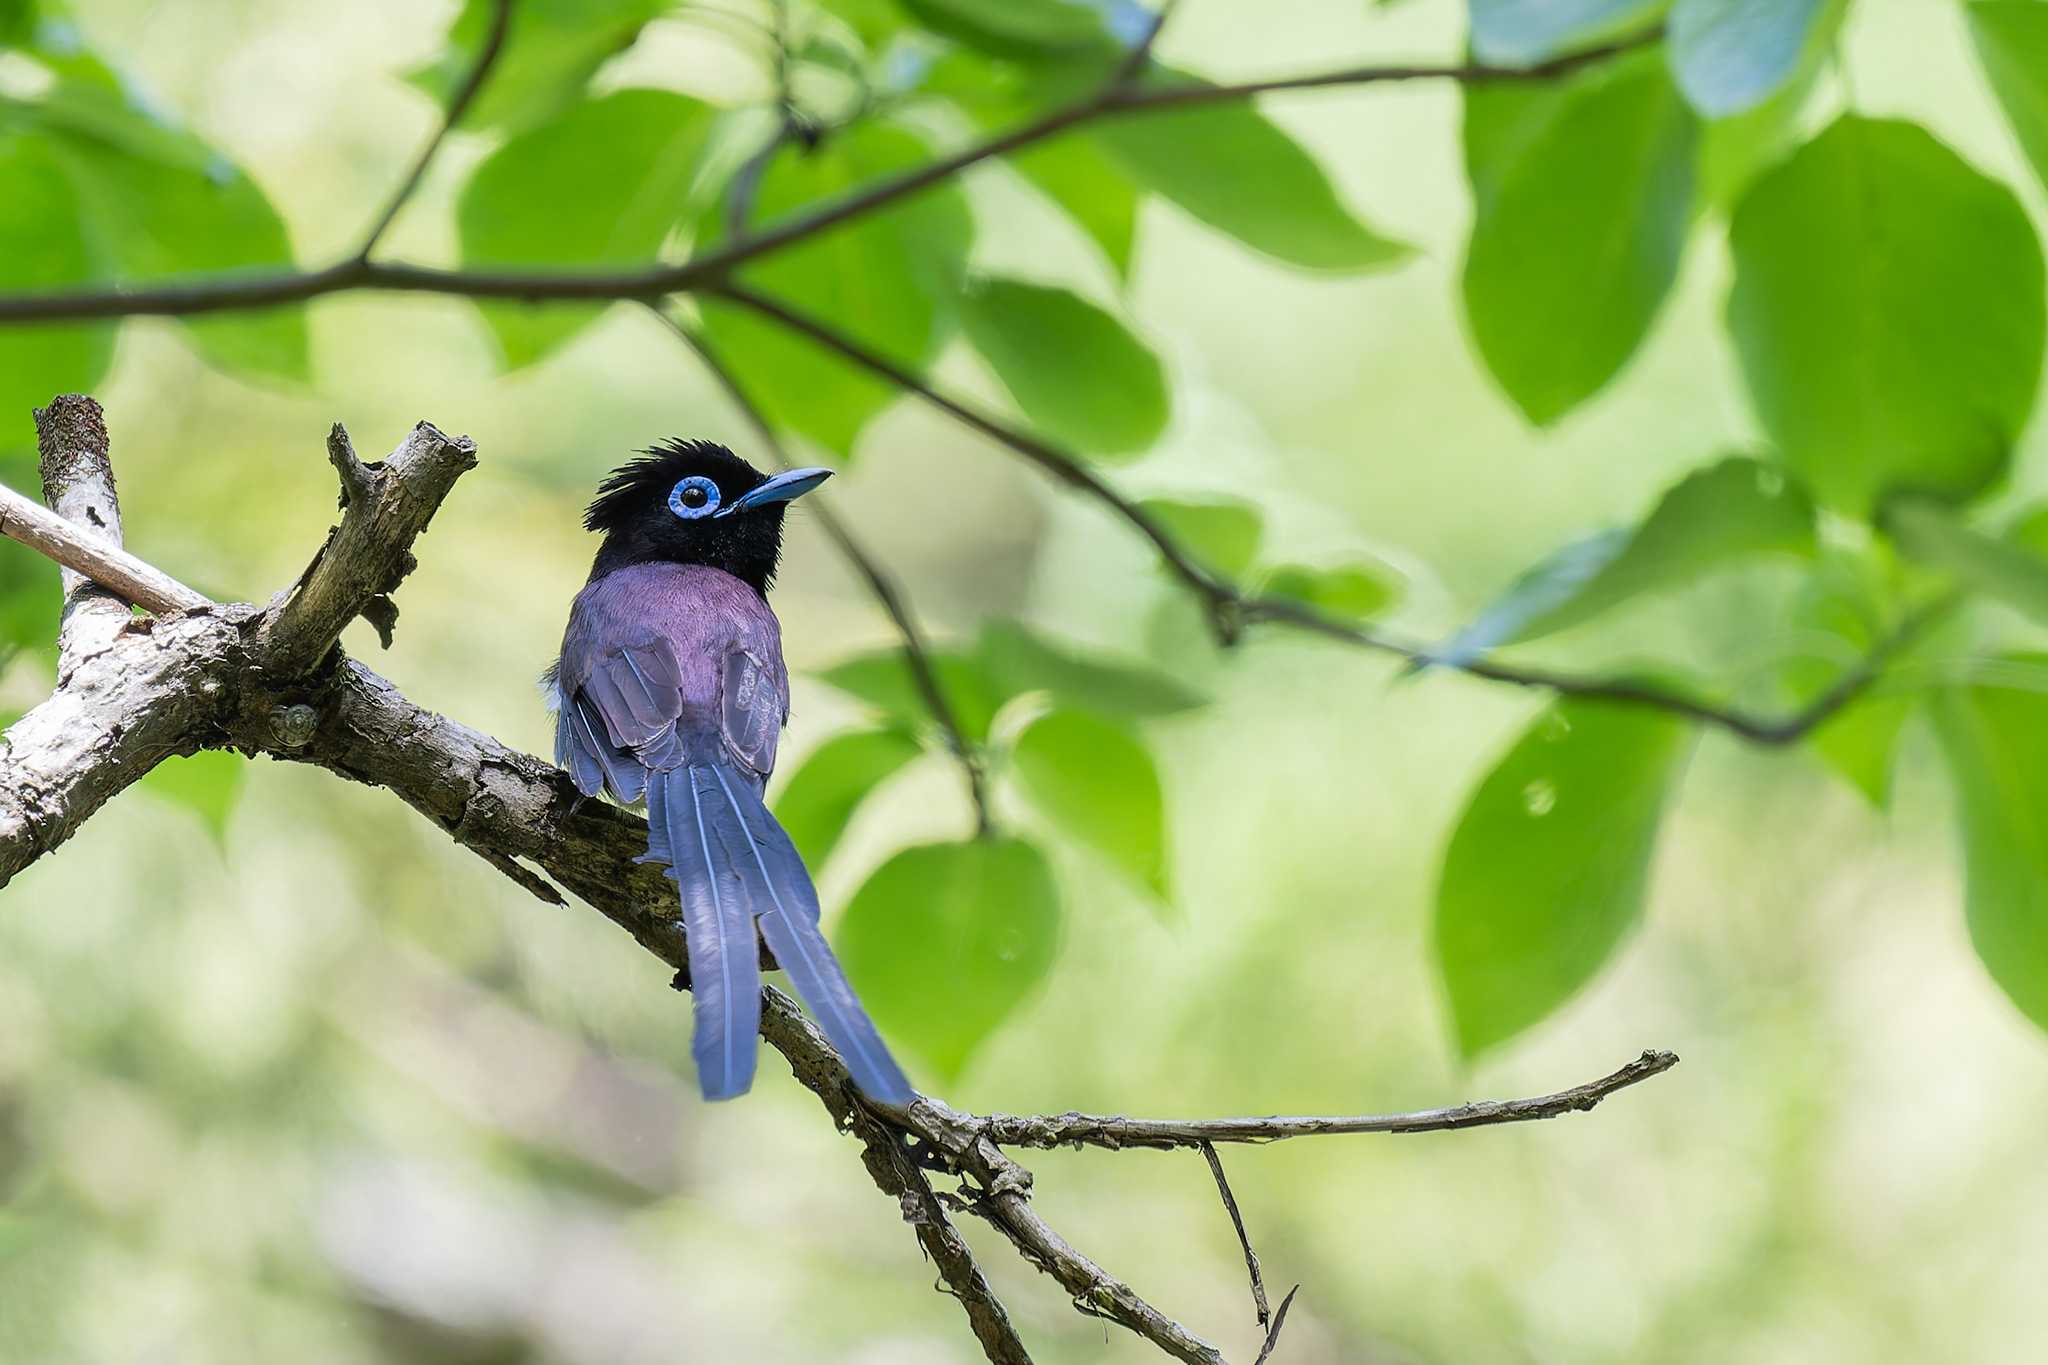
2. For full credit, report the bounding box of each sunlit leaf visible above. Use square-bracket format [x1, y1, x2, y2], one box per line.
[1462, 50, 1697, 424]
[1095, 68, 1411, 272]
[1259, 561, 1401, 622]
[817, 644, 1009, 743]
[1012, 708, 1168, 900]
[1727, 116, 2045, 515]
[0, 132, 113, 448]
[139, 749, 245, 844]
[773, 728, 924, 869]
[701, 120, 973, 456]
[458, 89, 716, 367]
[1967, 1, 2048, 196]
[1431, 456, 1813, 666]
[1669, 0, 1834, 117]
[958, 276, 1167, 458]
[1137, 496, 1261, 578]
[836, 836, 1061, 1079]
[1468, 0, 1661, 64]
[1934, 680, 2048, 1032]
[411, 0, 665, 132]
[1434, 699, 1692, 1057]
[975, 620, 1204, 717]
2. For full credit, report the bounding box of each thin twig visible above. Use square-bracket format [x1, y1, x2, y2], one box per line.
[357, 0, 515, 261]
[1110, 0, 1182, 87]
[0, 31, 1661, 326]
[0, 480, 210, 616]
[702, 281, 1943, 745]
[968, 1050, 1679, 1151]
[1200, 1142, 1271, 1328]
[648, 304, 995, 832]
[1252, 1287, 1299, 1365]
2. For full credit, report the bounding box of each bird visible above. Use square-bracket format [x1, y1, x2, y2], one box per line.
[548, 439, 913, 1106]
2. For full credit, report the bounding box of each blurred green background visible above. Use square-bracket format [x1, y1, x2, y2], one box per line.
[7, 0, 2048, 1361]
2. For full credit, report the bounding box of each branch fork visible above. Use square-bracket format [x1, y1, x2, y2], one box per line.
[0, 396, 1678, 1365]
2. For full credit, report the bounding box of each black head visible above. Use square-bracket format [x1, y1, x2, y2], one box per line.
[584, 438, 832, 592]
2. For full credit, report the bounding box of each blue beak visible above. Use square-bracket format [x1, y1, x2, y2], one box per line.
[718, 466, 833, 516]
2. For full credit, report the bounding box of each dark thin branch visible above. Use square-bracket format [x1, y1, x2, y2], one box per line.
[1200, 1142, 1271, 1329]
[705, 282, 1946, 745]
[965, 1050, 1679, 1151]
[1252, 1287, 1299, 1365]
[0, 31, 1660, 326]
[1109, 0, 1182, 87]
[357, 0, 515, 262]
[649, 304, 995, 832]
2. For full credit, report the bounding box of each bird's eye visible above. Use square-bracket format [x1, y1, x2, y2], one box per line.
[668, 476, 721, 520]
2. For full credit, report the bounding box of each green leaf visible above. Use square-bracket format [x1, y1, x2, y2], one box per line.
[1779, 554, 1916, 806]
[818, 645, 1009, 743]
[1434, 699, 1692, 1057]
[1093, 68, 1411, 273]
[957, 276, 1167, 458]
[1469, 0, 1661, 63]
[773, 728, 924, 869]
[139, 749, 245, 843]
[1884, 494, 2048, 625]
[1462, 50, 1698, 424]
[0, 132, 113, 446]
[1012, 708, 1168, 900]
[836, 836, 1061, 1079]
[1669, 0, 1833, 117]
[701, 120, 973, 456]
[0, 451, 57, 656]
[1011, 135, 1140, 277]
[1727, 116, 2046, 516]
[1259, 561, 1401, 622]
[897, 0, 1116, 57]
[1433, 456, 1814, 664]
[36, 112, 305, 380]
[1934, 681, 2048, 1032]
[458, 89, 716, 367]
[1967, 2, 2048, 197]
[975, 620, 1204, 716]
[411, 0, 664, 132]
[1137, 496, 1261, 578]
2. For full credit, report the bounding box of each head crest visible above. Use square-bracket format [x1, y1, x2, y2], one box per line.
[583, 439, 761, 532]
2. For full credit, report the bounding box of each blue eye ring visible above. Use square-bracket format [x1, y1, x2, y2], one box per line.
[669, 476, 721, 520]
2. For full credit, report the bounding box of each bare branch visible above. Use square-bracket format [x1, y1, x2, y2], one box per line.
[0, 484, 210, 620]
[32, 395, 140, 680]
[1252, 1286, 1299, 1365]
[966, 1050, 1679, 1151]
[0, 404, 1679, 1365]
[0, 32, 1660, 327]
[357, 0, 515, 261]
[1109, 0, 1182, 87]
[261, 421, 478, 675]
[648, 305, 995, 832]
[1200, 1142, 1271, 1328]
[704, 280, 1943, 746]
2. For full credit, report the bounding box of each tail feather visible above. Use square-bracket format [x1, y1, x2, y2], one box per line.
[705, 763, 914, 1106]
[659, 765, 761, 1101]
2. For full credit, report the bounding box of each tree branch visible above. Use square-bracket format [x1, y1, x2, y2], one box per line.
[261, 421, 478, 676]
[961, 1049, 1679, 1151]
[0, 404, 1679, 1365]
[703, 280, 1940, 746]
[0, 31, 1660, 327]
[648, 305, 995, 833]
[356, 0, 515, 262]
[1200, 1142, 1271, 1328]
